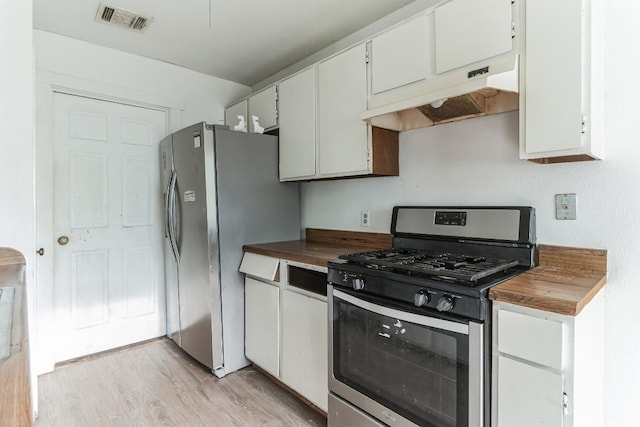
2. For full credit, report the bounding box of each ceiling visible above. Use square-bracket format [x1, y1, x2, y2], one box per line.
[33, 0, 418, 87]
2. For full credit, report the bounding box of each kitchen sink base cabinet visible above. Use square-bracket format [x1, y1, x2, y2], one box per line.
[491, 290, 604, 427]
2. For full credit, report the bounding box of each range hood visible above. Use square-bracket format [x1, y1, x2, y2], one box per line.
[362, 55, 519, 132]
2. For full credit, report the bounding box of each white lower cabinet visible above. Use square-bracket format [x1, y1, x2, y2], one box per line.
[492, 292, 604, 427]
[244, 277, 280, 377]
[282, 289, 328, 411]
[497, 355, 564, 426]
[242, 254, 328, 412]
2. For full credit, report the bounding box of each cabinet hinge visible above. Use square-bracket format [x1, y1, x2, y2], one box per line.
[511, 21, 516, 38]
[563, 392, 569, 415]
[275, 87, 279, 120]
[581, 115, 587, 134]
[365, 50, 370, 64]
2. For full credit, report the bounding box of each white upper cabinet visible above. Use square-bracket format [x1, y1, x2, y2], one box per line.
[224, 99, 248, 132]
[248, 85, 278, 133]
[519, 0, 603, 162]
[318, 44, 369, 177]
[371, 16, 428, 95]
[435, 0, 514, 74]
[278, 67, 317, 181]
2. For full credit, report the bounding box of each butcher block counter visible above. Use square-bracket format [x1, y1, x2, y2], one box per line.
[242, 228, 393, 267]
[490, 244, 607, 316]
[0, 248, 31, 426]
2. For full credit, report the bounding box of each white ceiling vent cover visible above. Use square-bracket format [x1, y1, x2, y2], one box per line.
[95, 3, 152, 33]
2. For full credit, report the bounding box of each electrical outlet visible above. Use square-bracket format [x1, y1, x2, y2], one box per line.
[361, 210, 371, 227]
[555, 194, 577, 220]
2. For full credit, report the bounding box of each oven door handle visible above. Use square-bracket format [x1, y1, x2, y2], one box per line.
[333, 289, 469, 335]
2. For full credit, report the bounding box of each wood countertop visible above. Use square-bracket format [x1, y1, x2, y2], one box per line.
[0, 248, 31, 426]
[242, 228, 393, 267]
[244, 232, 607, 317]
[489, 244, 607, 316]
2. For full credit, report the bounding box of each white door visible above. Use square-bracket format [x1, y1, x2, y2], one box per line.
[52, 93, 167, 362]
[278, 67, 317, 181]
[317, 44, 369, 177]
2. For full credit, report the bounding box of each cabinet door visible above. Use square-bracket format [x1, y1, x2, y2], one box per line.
[521, 0, 584, 155]
[224, 99, 248, 132]
[282, 289, 328, 411]
[278, 68, 316, 181]
[245, 277, 279, 377]
[497, 355, 564, 427]
[497, 308, 563, 370]
[318, 44, 369, 177]
[248, 85, 277, 133]
[371, 16, 428, 95]
[435, 0, 513, 74]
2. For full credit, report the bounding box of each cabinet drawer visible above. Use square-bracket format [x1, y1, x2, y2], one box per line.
[497, 309, 563, 370]
[288, 266, 327, 296]
[239, 252, 279, 281]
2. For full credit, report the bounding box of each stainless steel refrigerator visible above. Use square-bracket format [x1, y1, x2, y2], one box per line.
[159, 122, 300, 377]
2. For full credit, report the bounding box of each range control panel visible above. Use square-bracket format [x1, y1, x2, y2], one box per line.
[328, 268, 487, 321]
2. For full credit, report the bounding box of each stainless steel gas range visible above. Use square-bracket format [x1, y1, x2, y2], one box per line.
[327, 206, 537, 427]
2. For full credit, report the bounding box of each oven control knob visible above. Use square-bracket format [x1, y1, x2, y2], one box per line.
[436, 296, 455, 312]
[413, 290, 430, 307]
[352, 278, 365, 291]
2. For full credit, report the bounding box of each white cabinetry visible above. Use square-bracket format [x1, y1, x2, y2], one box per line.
[370, 15, 428, 95]
[224, 99, 248, 132]
[519, 0, 603, 162]
[492, 291, 604, 427]
[282, 288, 328, 410]
[244, 277, 279, 377]
[278, 67, 317, 180]
[279, 44, 398, 182]
[248, 85, 278, 133]
[318, 44, 369, 177]
[434, 0, 514, 74]
[240, 253, 329, 411]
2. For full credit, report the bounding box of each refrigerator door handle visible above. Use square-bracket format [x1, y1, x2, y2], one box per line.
[168, 171, 180, 262]
[164, 171, 173, 238]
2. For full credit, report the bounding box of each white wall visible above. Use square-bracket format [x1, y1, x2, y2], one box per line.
[1, 0, 36, 419]
[301, 2, 640, 425]
[35, 31, 250, 127]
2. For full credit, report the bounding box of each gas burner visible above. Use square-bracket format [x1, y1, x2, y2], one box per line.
[340, 248, 519, 283]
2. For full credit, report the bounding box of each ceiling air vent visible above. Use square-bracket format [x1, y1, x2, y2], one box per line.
[95, 3, 152, 33]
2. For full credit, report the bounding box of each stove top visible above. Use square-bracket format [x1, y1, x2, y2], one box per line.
[339, 248, 520, 284]
[327, 206, 537, 321]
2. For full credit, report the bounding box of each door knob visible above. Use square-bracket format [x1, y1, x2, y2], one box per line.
[57, 236, 70, 246]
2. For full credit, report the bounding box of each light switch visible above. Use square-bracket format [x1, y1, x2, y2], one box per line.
[555, 194, 577, 220]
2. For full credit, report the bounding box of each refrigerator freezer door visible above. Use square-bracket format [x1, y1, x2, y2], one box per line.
[171, 123, 216, 370]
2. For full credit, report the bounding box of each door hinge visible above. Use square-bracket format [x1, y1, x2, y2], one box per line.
[275, 86, 279, 120]
[581, 115, 587, 134]
[563, 392, 569, 415]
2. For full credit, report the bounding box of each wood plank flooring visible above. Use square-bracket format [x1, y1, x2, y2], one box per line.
[36, 338, 327, 427]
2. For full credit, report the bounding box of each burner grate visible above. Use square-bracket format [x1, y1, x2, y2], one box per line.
[339, 248, 520, 283]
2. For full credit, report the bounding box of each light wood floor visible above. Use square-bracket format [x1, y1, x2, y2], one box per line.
[35, 338, 327, 427]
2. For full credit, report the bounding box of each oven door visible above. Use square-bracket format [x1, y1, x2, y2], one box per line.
[328, 286, 484, 427]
